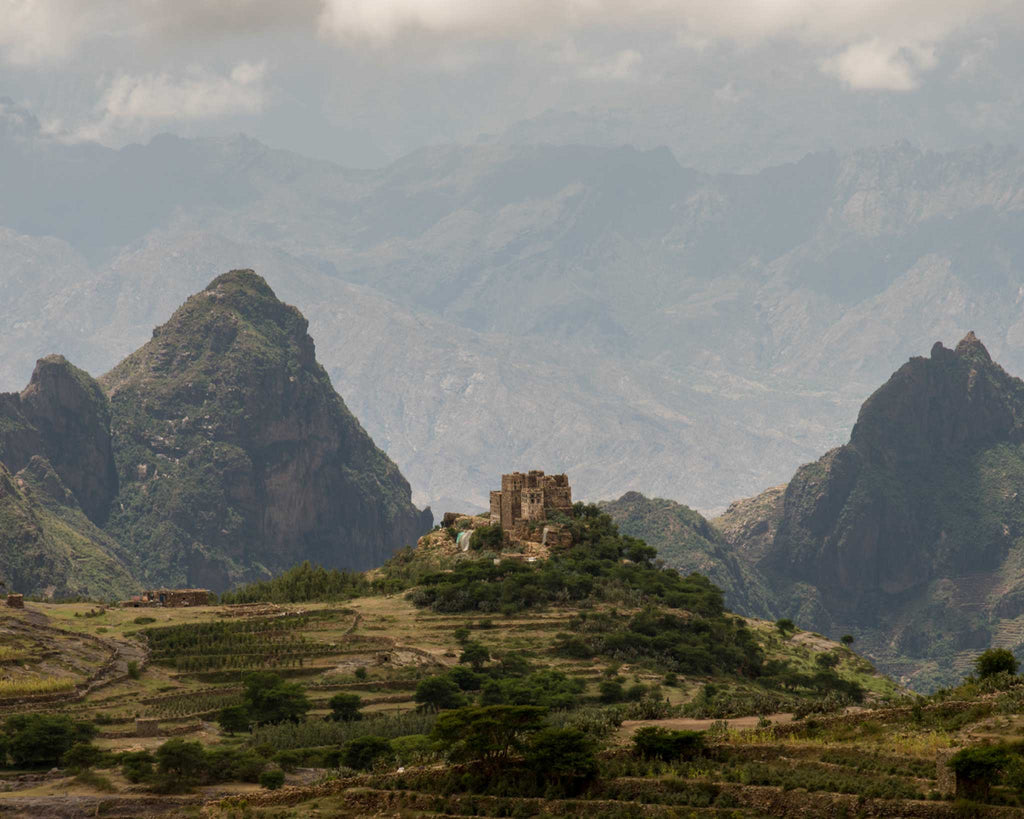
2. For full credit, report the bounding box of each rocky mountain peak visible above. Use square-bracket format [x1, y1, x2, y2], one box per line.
[1, 354, 118, 525]
[100, 270, 432, 589]
[954, 330, 992, 363]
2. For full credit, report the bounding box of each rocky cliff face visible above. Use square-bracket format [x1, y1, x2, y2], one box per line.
[0, 355, 118, 525]
[723, 334, 1024, 689]
[100, 270, 432, 589]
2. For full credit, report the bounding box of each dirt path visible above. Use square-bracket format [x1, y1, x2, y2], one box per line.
[617, 712, 795, 743]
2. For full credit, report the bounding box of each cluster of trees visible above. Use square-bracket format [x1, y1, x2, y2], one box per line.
[219, 561, 372, 604]
[218, 672, 311, 734]
[409, 506, 727, 616]
[554, 607, 764, 678]
[122, 739, 284, 792]
[0, 714, 96, 768]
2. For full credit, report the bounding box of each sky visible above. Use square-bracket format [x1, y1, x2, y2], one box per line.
[2, 0, 1023, 169]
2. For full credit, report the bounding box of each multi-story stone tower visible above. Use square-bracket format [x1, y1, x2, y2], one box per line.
[489, 470, 572, 530]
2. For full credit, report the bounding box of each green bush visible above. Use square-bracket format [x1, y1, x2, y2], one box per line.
[121, 751, 154, 783]
[259, 769, 286, 790]
[343, 736, 392, 770]
[469, 524, 504, 551]
[329, 693, 364, 722]
[633, 727, 704, 761]
[415, 676, 467, 712]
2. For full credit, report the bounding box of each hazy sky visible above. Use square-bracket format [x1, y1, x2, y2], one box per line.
[3, 0, 1023, 168]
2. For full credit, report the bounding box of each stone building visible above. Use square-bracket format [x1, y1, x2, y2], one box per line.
[489, 470, 573, 530]
[124, 588, 210, 607]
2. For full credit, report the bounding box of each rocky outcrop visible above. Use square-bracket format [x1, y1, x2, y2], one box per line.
[0, 355, 118, 525]
[100, 270, 432, 589]
[727, 334, 1024, 689]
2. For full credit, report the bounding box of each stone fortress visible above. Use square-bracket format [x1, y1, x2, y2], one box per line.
[423, 470, 575, 561]
[490, 470, 573, 530]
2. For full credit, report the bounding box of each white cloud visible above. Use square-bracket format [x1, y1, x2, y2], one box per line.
[72, 62, 267, 141]
[0, 0, 93, 65]
[821, 39, 937, 91]
[2, 0, 1022, 94]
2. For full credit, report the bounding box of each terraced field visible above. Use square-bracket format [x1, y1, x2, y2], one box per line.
[2, 591, 1023, 817]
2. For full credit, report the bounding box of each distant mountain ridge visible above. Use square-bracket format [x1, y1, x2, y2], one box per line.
[0, 271, 432, 596]
[3, 120, 1024, 514]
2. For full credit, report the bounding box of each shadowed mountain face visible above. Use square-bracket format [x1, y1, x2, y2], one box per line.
[714, 334, 1024, 690]
[0, 270, 432, 596]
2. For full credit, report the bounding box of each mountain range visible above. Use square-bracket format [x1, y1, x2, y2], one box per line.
[3, 98, 1024, 514]
[0, 270, 431, 597]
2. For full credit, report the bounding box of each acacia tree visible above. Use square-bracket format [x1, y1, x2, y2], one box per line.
[433, 705, 546, 774]
[975, 648, 1019, 678]
[415, 676, 467, 712]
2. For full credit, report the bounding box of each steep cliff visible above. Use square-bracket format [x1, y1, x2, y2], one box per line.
[0, 355, 118, 525]
[727, 334, 1024, 689]
[100, 270, 432, 589]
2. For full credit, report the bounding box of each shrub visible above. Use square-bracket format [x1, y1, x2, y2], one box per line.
[599, 680, 625, 703]
[354, 666, 368, 681]
[259, 769, 286, 790]
[343, 736, 392, 770]
[633, 727, 704, 761]
[469, 524, 504, 551]
[127, 661, 141, 680]
[133, 616, 156, 625]
[415, 676, 467, 712]
[775, 619, 795, 636]
[459, 641, 491, 671]
[948, 745, 1010, 801]
[525, 727, 598, 793]
[448, 666, 483, 691]
[391, 734, 434, 765]
[62, 742, 103, 772]
[121, 751, 154, 784]
[329, 692, 364, 722]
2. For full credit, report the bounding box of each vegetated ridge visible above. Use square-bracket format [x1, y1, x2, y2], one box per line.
[0, 270, 432, 596]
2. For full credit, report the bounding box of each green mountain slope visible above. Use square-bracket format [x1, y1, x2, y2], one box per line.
[0, 457, 134, 599]
[599, 491, 774, 616]
[100, 270, 432, 590]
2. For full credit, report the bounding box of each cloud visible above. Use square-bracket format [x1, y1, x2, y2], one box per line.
[0, 0, 93, 65]
[821, 39, 937, 91]
[2, 0, 1022, 94]
[72, 62, 267, 141]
